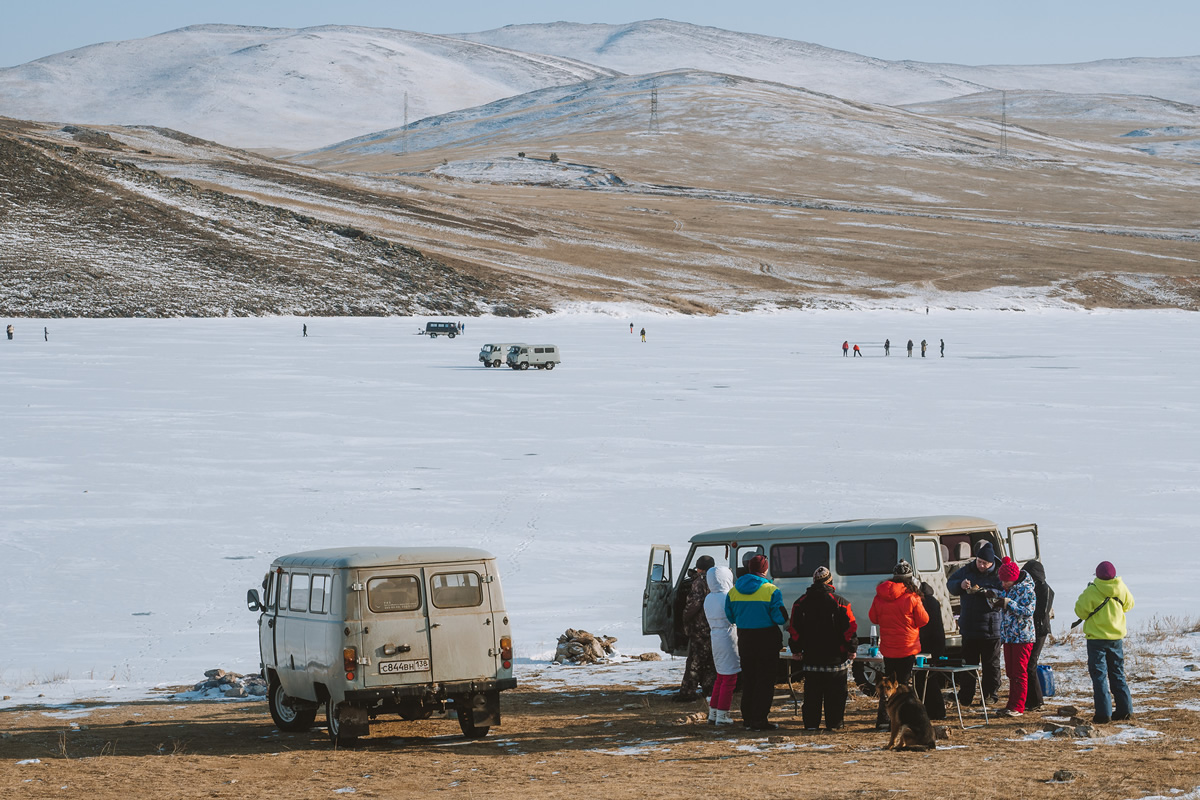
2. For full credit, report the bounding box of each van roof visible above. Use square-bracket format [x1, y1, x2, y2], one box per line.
[689, 515, 998, 543]
[272, 547, 496, 569]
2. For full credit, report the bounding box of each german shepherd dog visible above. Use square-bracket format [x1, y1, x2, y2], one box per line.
[880, 676, 937, 751]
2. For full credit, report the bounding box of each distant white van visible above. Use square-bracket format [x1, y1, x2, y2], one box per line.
[247, 547, 515, 743]
[506, 344, 561, 370]
[479, 343, 524, 368]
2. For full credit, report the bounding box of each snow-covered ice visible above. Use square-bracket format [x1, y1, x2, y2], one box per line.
[1, 309, 1198, 704]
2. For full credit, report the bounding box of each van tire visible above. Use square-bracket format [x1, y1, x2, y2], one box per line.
[449, 333, 456, 339]
[519, 362, 529, 370]
[326, 701, 358, 745]
[492, 360, 501, 368]
[853, 661, 879, 697]
[268, 676, 317, 732]
[544, 361, 555, 370]
[457, 713, 490, 739]
[429, 333, 437, 338]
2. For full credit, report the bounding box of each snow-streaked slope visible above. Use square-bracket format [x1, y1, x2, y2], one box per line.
[0, 24, 618, 151]
[902, 90, 1200, 124]
[456, 19, 989, 106]
[458, 19, 1200, 107]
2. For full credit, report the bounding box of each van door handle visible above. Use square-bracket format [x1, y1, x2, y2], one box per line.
[267, 619, 275, 628]
[429, 623, 441, 629]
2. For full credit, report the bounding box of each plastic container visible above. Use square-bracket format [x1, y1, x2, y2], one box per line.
[1037, 664, 1056, 697]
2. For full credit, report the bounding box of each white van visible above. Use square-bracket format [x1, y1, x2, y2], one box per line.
[479, 343, 524, 368]
[247, 547, 515, 743]
[642, 516, 1040, 686]
[506, 344, 561, 370]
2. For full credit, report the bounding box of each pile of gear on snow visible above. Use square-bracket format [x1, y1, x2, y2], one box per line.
[187, 669, 268, 699]
[552, 628, 662, 664]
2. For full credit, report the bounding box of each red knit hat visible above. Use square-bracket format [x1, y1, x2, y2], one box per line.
[748, 554, 769, 575]
[998, 557, 1020, 582]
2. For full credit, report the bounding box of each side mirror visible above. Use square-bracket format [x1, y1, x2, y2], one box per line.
[247, 588, 263, 612]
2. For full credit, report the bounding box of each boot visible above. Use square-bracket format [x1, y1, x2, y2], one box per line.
[714, 709, 735, 725]
[707, 707, 717, 724]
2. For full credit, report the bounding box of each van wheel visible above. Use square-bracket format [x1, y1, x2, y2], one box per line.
[519, 362, 529, 370]
[429, 333, 437, 338]
[853, 661, 879, 697]
[457, 712, 490, 739]
[544, 361, 555, 370]
[268, 676, 316, 732]
[448, 333, 456, 339]
[326, 701, 359, 745]
[492, 360, 501, 368]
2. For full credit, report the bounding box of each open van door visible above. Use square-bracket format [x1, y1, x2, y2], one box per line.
[642, 546, 673, 648]
[1006, 524, 1040, 564]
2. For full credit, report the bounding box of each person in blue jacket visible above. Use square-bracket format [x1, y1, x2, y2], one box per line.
[947, 540, 1004, 706]
[725, 554, 788, 730]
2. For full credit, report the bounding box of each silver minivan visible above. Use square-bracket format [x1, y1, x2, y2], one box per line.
[642, 516, 1040, 686]
[506, 344, 561, 370]
[247, 546, 515, 743]
[479, 343, 524, 368]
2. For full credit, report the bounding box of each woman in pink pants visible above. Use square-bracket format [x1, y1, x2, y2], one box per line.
[996, 557, 1036, 716]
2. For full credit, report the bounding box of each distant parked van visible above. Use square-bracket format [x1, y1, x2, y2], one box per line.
[479, 343, 524, 368]
[247, 546, 515, 743]
[642, 516, 1040, 688]
[423, 321, 461, 338]
[506, 344, 561, 370]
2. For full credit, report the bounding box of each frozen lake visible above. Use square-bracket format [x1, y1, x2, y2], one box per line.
[1, 309, 1197, 698]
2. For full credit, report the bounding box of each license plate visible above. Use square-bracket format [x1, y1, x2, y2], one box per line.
[379, 658, 430, 675]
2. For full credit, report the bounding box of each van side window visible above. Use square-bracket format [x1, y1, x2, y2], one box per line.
[430, 572, 483, 609]
[546, 347, 555, 353]
[289, 573, 310, 612]
[368, 576, 422, 612]
[770, 542, 830, 579]
[278, 572, 290, 611]
[534, 347, 545, 354]
[309, 574, 331, 614]
[836, 539, 899, 576]
[265, 571, 277, 610]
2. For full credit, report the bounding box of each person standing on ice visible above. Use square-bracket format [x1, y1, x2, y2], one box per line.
[303, 323, 307, 337]
[630, 323, 634, 334]
[1074, 561, 1135, 724]
[704, 566, 740, 725]
[6, 324, 12, 340]
[640, 327, 646, 342]
[940, 339, 945, 357]
[884, 339, 890, 356]
[906, 339, 913, 357]
[921, 339, 928, 357]
[842, 340, 849, 357]
[853, 344, 862, 357]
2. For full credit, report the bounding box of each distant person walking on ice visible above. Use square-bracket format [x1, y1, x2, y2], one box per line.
[852, 344, 862, 357]
[906, 339, 913, 357]
[884, 339, 890, 356]
[1074, 561, 1135, 724]
[630, 323, 634, 334]
[303, 323, 307, 337]
[640, 327, 646, 342]
[44, 327, 48, 342]
[6, 324, 12, 340]
[842, 341, 849, 357]
[921, 339, 927, 358]
[940, 339, 944, 357]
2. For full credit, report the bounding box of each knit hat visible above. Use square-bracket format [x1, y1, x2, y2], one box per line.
[998, 556, 1020, 582]
[892, 560, 913, 578]
[812, 566, 832, 585]
[747, 554, 769, 575]
[1095, 561, 1116, 580]
[975, 540, 996, 564]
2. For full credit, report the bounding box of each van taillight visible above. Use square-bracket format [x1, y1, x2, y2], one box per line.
[343, 647, 356, 681]
[499, 636, 512, 669]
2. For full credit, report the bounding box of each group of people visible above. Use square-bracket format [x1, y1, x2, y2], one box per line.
[674, 541, 1136, 731]
[844, 339, 945, 357]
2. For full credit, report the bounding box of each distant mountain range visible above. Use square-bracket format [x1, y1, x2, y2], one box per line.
[1, 20, 1198, 151]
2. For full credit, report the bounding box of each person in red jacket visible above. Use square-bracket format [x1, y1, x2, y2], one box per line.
[868, 560, 930, 730]
[852, 344, 862, 357]
[842, 341, 849, 357]
[787, 566, 859, 731]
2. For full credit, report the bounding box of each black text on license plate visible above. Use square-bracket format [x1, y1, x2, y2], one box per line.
[379, 658, 430, 675]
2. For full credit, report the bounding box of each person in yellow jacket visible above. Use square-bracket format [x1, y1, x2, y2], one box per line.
[1074, 560, 1135, 724]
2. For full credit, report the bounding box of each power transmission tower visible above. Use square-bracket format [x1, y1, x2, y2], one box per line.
[649, 89, 660, 135]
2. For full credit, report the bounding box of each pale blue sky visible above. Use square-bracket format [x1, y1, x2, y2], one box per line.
[2, 0, 1196, 68]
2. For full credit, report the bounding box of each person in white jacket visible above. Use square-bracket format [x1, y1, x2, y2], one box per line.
[703, 566, 741, 725]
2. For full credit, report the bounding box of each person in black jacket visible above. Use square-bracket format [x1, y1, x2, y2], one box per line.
[947, 540, 1004, 705]
[1021, 560, 1054, 711]
[787, 567, 859, 731]
[914, 582, 947, 720]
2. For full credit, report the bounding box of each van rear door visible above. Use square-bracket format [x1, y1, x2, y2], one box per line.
[642, 546, 673, 642]
[361, 570, 435, 688]
[1006, 524, 1040, 563]
[425, 562, 498, 681]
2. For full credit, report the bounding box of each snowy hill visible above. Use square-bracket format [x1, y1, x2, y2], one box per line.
[458, 19, 1200, 107]
[0, 24, 617, 151]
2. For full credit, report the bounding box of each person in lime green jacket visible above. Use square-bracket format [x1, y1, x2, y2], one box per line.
[1074, 561, 1135, 724]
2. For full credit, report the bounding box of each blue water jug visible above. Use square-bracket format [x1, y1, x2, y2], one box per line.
[1037, 665, 1056, 697]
